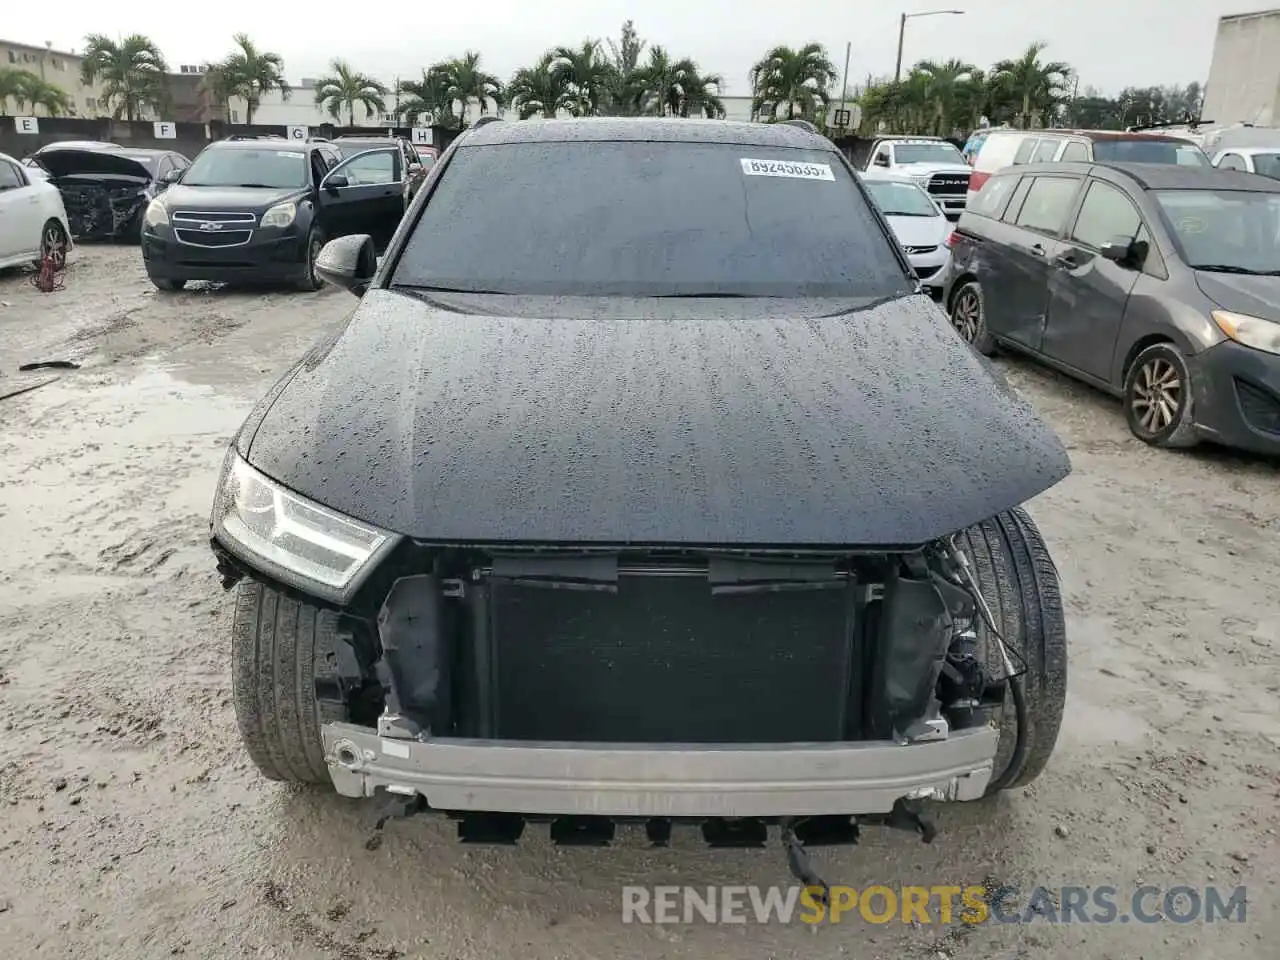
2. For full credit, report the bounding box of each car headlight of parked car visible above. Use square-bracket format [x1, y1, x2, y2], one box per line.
[259, 201, 297, 229]
[212, 453, 399, 599]
[143, 199, 169, 229]
[1212, 310, 1280, 356]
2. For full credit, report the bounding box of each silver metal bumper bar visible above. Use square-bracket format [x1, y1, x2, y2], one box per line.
[321, 723, 998, 817]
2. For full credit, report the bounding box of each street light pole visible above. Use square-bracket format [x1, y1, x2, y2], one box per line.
[895, 9, 966, 83]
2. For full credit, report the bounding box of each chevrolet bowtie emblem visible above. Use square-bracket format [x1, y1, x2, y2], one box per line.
[199, 221, 224, 231]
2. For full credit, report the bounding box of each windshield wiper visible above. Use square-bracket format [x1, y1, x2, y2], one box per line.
[1191, 264, 1280, 275]
[234, 182, 282, 188]
[397, 283, 514, 296]
[651, 292, 754, 299]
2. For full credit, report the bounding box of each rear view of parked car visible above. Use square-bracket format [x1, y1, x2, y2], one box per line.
[0, 151, 72, 271]
[861, 169, 952, 297]
[30, 143, 188, 241]
[968, 130, 1211, 205]
[943, 161, 1280, 456]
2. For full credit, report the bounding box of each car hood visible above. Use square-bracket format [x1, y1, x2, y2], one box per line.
[245, 290, 1071, 548]
[899, 163, 972, 178]
[36, 149, 152, 181]
[1195, 271, 1280, 323]
[885, 214, 949, 249]
[160, 183, 302, 210]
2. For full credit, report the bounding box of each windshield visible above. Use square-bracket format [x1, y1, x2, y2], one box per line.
[1154, 189, 1280, 274]
[864, 179, 939, 217]
[119, 152, 159, 174]
[181, 147, 308, 188]
[391, 141, 910, 298]
[893, 143, 964, 165]
[1093, 139, 1210, 166]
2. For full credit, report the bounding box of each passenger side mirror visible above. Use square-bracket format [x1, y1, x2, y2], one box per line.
[323, 173, 349, 193]
[161, 168, 183, 184]
[315, 234, 377, 296]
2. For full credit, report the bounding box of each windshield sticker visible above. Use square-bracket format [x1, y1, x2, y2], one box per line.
[740, 158, 835, 181]
[276, 151, 305, 159]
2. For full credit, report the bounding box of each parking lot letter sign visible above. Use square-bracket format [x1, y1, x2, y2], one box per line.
[153, 121, 176, 139]
[411, 127, 431, 146]
[15, 116, 39, 134]
[287, 125, 309, 142]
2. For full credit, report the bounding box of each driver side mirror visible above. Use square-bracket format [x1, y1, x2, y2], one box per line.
[161, 168, 183, 184]
[315, 234, 377, 296]
[323, 173, 349, 193]
[874, 154, 890, 167]
[1100, 235, 1146, 268]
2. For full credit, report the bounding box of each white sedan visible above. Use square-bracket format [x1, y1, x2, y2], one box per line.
[860, 168, 951, 298]
[0, 150, 73, 271]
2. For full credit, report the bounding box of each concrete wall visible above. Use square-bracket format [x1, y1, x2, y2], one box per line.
[1203, 9, 1280, 126]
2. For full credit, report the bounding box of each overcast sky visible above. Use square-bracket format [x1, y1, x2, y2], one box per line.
[5, 0, 1253, 97]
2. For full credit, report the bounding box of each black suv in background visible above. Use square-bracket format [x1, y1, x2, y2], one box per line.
[140, 136, 406, 291]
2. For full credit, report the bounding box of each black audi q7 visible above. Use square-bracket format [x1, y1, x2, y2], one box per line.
[140, 136, 407, 292]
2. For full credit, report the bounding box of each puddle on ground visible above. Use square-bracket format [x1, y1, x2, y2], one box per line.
[0, 367, 252, 597]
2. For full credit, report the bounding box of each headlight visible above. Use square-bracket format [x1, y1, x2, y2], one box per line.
[143, 198, 168, 228]
[212, 453, 398, 600]
[1212, 310, 1280, 356]
[260, 201, 297, 229]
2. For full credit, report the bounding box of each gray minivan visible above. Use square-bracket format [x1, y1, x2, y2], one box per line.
[942, 161, 1280, 455]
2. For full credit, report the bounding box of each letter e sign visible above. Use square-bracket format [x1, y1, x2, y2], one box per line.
[15, 116, 39, 134]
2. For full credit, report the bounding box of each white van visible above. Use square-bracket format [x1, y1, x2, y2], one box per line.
[966, 129, 1211, 204]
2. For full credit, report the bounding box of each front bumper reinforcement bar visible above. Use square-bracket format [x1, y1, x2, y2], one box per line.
[321, 723, 998, 817]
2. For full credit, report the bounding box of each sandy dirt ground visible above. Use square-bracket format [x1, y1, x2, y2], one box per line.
[0, 247, 1276, 960]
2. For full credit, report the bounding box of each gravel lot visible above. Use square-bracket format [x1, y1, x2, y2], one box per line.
[0, 247, 1277, 960]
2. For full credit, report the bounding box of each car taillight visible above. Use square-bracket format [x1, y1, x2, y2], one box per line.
[944, 231, 959, 249]
[968, 170, 990, 193]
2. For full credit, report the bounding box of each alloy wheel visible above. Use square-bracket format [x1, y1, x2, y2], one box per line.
[1130, 357, 1182, 435]
[951, 288, 981, 343]
[41, 225, 68, 270]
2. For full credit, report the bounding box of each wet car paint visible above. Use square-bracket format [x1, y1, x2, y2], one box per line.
[244, 288, 1071, 548]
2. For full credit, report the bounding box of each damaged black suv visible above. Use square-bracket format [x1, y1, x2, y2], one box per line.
[210, 117, 1071, 874]
[142, 136, 407, 292]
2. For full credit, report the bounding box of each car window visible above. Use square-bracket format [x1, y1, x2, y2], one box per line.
[1092, 139, 1209, 166]
[1001, 177, 1034, 223]
[863, 179, 939, 217]
[184, 146, 309, 188]
[893, 142, 965, 165]
[1252, 153, 1280, 178]
[1012, 138, 1038, 164]
[1014, 177, 1080, 234]
[342, 149, 398, 185]
[1216, 153, 1248, 171]
[392, 140, 913, 298]
[0, 160, 25, 190]
[1154, 188, 1280, 273]
[968, 173, 1020, 219]
[1070, 181, 1143, 249]
[156, 157, 173, 179]
[1059, 141, 1089, 163]
[1031, 138, 1060, 163]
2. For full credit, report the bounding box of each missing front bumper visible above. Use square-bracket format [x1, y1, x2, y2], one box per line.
[321, 722, 997, 817]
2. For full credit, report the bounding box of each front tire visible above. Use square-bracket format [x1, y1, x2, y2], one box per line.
[956, 507, 1067, 793]
[231, 581, 347, 784]
[296, 227, 325, 292]
[949, 281, 996, 355]
[150, 277, 186, 292]
[36, 219, 69, 270]
[1123, 342, 1199, 448]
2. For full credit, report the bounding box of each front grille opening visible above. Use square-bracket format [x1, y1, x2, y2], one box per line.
[1235, 377, 1280, 435]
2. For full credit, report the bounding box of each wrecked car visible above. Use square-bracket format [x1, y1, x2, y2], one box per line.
[210, 117, 1071, 879]
[30, 143, 189, 241]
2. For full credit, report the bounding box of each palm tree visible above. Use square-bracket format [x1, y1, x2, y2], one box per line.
[0, 67, 34, 116]
[432, 52, 504, 125]
[508, 53, 571, 120]
[915, 59, 977, 136]
[633, 48, 724, 118]
[17, 74, 73, 116]
[397, 67, 456, 127]
[313, 59, 389, 126]
[198, 61, 238, 119]
[603, 19, 646, 116]
[79, 33, 169, 121]
[749, 43, 837, 121]
[551, 40, 612, 116]
[992, 42, 1072, 129]
[678, 66, 725, 118]
[217, 33, 290, 124]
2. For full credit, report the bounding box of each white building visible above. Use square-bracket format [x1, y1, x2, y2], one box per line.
[1203, 8, 1280, 126]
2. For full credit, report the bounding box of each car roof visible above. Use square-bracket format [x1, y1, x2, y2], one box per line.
[992, 128, 1196, 145]
[1217, 145, 1280, 155]
[459, 117, 833, 149]
[997, 160, 1280, 192]
[210, 138, 318, 150]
